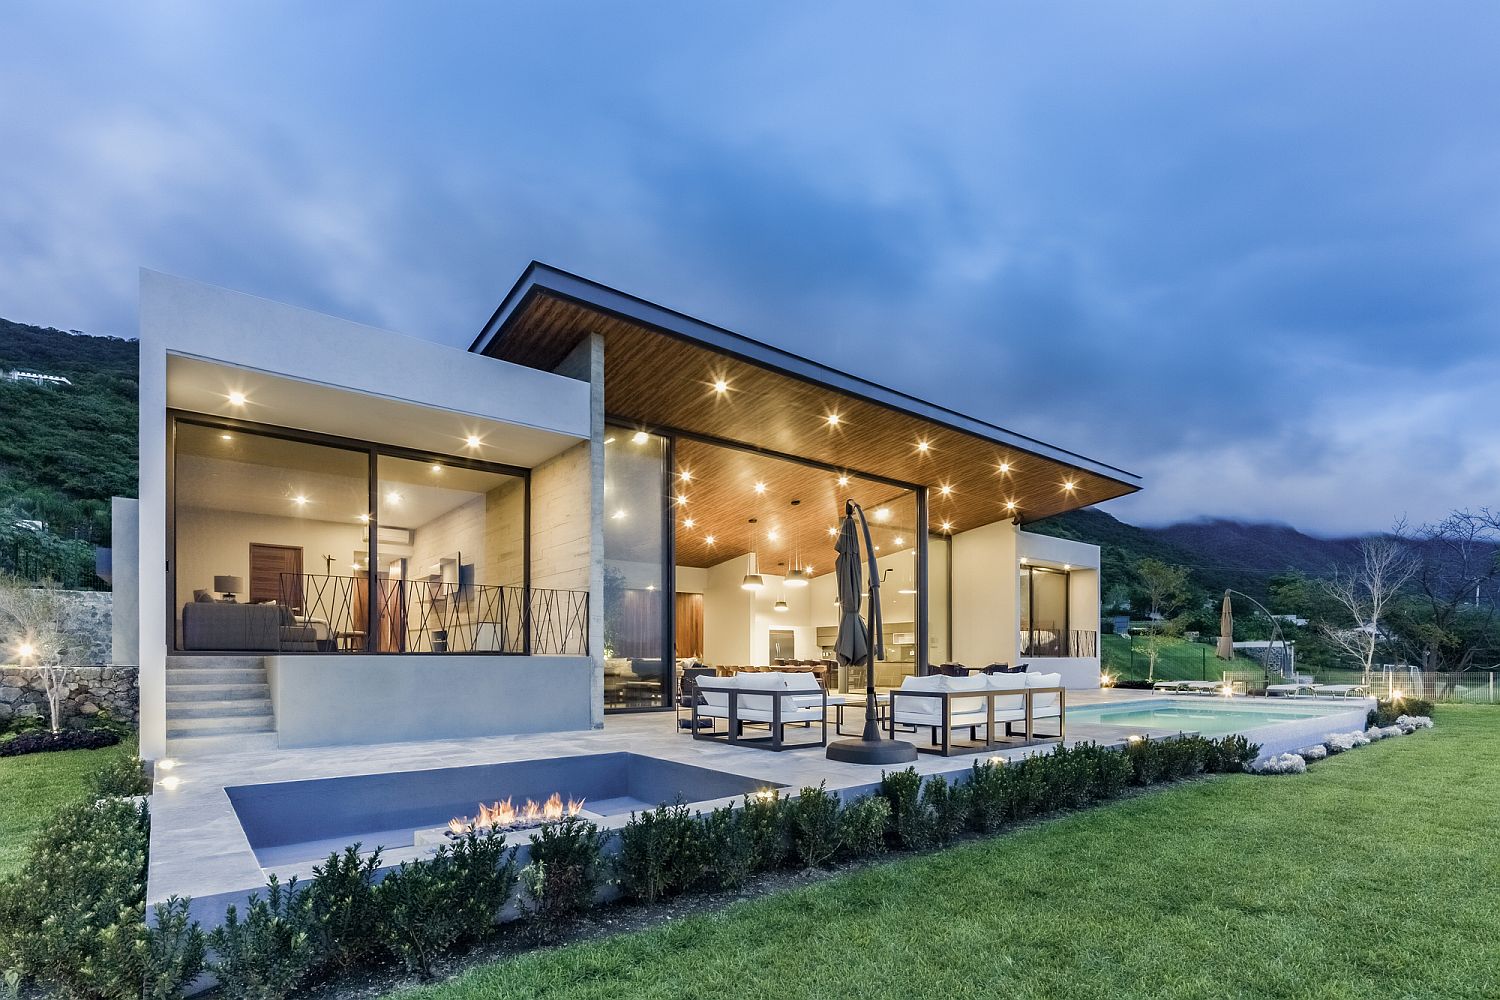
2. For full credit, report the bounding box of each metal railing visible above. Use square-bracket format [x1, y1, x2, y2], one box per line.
[277, 573, 588, 656]
[1019, 628, 1098, 659]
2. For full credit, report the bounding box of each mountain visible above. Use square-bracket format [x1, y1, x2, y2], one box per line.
[0, 317, 138, 586]
[1027, 509, 1368, 604]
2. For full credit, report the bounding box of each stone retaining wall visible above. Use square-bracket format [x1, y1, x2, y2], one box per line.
[53, 590, 113, 666]
[0, 665, 139, 728]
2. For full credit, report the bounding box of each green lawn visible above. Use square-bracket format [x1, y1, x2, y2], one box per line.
[394, 707, 1500, 1000]
[1102, 633, 1266, 684]
[0, 737, 134, 875]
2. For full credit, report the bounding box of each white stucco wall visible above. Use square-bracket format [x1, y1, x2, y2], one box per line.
[137, 272, 592, 758]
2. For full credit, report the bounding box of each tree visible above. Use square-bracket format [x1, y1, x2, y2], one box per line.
[1318, 534, 1418, 684]
[1134, 559, 1191, 682]
[1385, 512, 1500, 691]
[0, 577, 77, 733]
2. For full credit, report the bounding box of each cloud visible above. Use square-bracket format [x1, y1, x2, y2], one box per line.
[0, 2, 1497, 532]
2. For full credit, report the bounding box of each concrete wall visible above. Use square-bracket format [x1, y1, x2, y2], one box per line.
[529, 441, 591, 593]
[111, 497, 140, 666]
[951, 520, 1020, 669]
[265, 655, 593, 748]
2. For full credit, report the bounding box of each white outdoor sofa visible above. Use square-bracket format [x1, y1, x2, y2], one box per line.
[691, 671, 829, 751]
[888, 671, 1066, 756]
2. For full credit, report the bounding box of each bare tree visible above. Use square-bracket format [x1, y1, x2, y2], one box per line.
[0, 577, 73, 733]
[1319, 533, 1418, 684]
[1135, 559, 1191, 683]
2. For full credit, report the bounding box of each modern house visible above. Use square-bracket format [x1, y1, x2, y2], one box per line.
[131, 265, 1141, 761]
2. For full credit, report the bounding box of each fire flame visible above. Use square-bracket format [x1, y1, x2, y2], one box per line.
[448, 792, 585, 835]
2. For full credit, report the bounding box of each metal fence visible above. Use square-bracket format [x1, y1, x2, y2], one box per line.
[278, 573, 589, 657]
[1299, 666, 1499, 704]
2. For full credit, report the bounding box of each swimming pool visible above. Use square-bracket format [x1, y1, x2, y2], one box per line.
[1069, 699, 1349, 738]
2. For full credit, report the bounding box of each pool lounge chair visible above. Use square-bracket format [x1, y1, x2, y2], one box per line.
[1308, 683, 1371, 699]
[1152, 680, 1188, 693]
[1265, 682, 1317, 697]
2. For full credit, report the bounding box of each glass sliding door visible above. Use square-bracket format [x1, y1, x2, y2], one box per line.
[374, 455, 526, 653]
[603, 426, 670, 709]
[1020, 565, 1070, 657]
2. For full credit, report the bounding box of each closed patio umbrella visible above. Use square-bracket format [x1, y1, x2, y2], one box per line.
[1216, 590, 1234, 661]
[826, 499, 917, 765]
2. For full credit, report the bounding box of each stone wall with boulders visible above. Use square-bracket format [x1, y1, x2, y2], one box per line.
[0, 665, 138, 729]
[52, 590, 114, 666]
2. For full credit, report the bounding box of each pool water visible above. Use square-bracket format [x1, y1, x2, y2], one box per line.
[1069, 700, 1340, 738]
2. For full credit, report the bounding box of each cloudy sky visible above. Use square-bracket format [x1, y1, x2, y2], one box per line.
[2, 2, 1496, 534]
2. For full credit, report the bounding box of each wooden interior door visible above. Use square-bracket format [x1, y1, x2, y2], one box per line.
[250, 543, 303, 607]
[675, 592, 703, 658]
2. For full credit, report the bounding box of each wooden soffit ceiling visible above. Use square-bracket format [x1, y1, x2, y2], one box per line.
[479, 275, 1142, 535]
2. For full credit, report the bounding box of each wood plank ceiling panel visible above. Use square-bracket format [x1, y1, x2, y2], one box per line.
[494, 293, 1140, 540]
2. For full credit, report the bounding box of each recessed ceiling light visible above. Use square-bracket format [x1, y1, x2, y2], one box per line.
[998, 461, 1011, 474]
[227, 391, 246, 406]
[1004, 500, 1018, 511]
[874, 545, 881, 551]
[916, 440, 930, 453]
[431, 464, 442, 473]
[1062, 480, 1077, 492]
[1064, 563, 1072, 570]
[754, 482, 766, 494]
[837, 476, 849, 487]
[679, 470, 692, 482]
[676, 494, 689, 506]
[940, 520, 953, 532]
[612, 509, 626, 520]
[386, 491, 401, 504]
[705, 535, 716, 545]
[631, 431, 650, 445]
[465, 435, 481, 448]
[894, 536, 905, 546]
[358, 513, 370, 523]
[683, 518, 695, 528]
[938, 484, 953, 497]
[293, 495, 308, 506]
[767, 530, 779, 541]
[220, 433, 232, 441]
[712, 378, 729, 394]
[827, 526, 838, 536]
[826, 413, 840, 427]
[804, 564, 813, 573]
[874, 508, 891, 522]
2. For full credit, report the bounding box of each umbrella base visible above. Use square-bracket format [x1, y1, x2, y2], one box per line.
[826, 736, 918, 766]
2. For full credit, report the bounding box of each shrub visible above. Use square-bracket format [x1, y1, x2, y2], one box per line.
[742, 791, 792, 871]
[1124, 738, 1164, 785]
[788, 784, 842, 869]
[89, 754, 152, 798]
[1370, 697, 1434, 727]
[377, 857, 470, 979]
[878, 768, 934, 850]
[141, 897, 207, 1000]
[207, 875, 316, 1000]
[921, 774, 970, 846]
[1007, 756, 1050, 818]
[1302, 744, 1328, 761]
[698, 804, 755, 890]
[1205, 734, 1258, 772]
[0, 727, 121, 757]
[1080, 743, 1134, 799]
[1251, 752, 1307, 775]
[837, 795, 889, 859]
[0, 797, 151, 1000]
[448, 828, 520, 939]
[1397, 714, 1434, 731]
[1159, 737, 1207, 781]
[1037, 746, 1093, 810]
[520, 816, 607, 941]
[615, 802, 706, 902]
[967, 760, 1011, 833]
[305, 845, 384, 974]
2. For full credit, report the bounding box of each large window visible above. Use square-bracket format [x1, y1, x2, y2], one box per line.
[1020, 565, 1070, 657]
[171, 416, 527, 653]
[602, 426, 669, 708]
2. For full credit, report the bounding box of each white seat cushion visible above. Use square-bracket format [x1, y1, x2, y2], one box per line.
[1027, 672, 1064, 711]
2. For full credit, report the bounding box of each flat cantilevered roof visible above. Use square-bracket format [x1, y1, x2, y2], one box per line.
[471, 262, 1141, 529]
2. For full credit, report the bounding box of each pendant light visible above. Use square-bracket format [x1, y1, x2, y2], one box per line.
[785, 533, 809, 588]
[741, 518, 765, 591]
[774, 598, 789, 613]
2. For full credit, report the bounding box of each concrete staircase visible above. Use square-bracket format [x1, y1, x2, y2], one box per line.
[166, 655, 276, 750]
